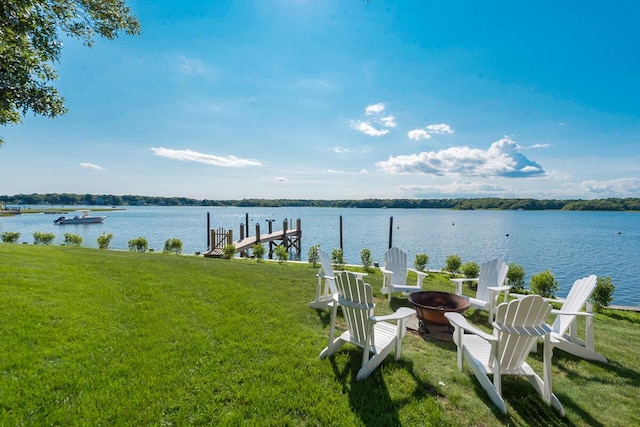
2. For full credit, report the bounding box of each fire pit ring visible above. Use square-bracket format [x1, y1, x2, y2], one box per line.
[408, 291, 471, 326]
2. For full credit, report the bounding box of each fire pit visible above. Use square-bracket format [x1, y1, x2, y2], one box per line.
[408, 291, 470, 339]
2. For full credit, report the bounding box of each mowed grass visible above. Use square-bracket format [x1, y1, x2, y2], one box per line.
[1, 244, 639, 426]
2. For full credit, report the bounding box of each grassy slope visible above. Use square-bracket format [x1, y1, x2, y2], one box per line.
[1, 244, 638, 426]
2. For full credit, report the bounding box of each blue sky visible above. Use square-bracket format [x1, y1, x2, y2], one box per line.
[2, 0, 639, 200]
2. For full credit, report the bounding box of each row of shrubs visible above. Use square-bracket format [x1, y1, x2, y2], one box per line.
[1, 231, 184, 255]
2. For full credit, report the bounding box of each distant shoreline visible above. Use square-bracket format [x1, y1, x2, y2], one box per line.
[2, 194, 640, 212]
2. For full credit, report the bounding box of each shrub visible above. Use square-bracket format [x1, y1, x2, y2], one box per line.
[591, 276, 615, 312]
[331, 248, 344, 268]
[33, 231, 55, 245]
[63, 232, 83, 246]
[360, 248, 372, 272]
[461, 261, 480, 278]
[530, 270, 558, 298]
[414, 253, 429, 272]
[223, 244, 236, 259]
[97, 233, 113, 250]
[444, 254, 461, 275]
[507, 263, 526, 292]
[308, 244, 320, 268]
[274, 245, 288, 262]
[163, 238, 183, 255]
[252, 243, 265, 261]
[1, 231, 21, 243]
[128, 236, 148, 253]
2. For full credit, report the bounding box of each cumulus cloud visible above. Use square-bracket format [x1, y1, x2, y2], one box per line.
[365, 103, 385, 115]
[151, 148, 261, 167]
[581, 178, 640, 196]
[80, 162, 105, 171]
[376, 136, 545, 178]
[408, 123, 454, 141]
[352, 103, 396, 137]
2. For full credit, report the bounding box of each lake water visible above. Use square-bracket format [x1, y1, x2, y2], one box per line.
[2, 206, 639, 306]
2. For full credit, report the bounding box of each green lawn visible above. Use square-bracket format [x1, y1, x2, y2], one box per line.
[1, 244, 638, 426]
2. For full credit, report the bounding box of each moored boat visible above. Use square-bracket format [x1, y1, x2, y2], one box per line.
[53, 210, 106, 225]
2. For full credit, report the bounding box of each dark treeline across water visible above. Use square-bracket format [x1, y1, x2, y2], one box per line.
[2, 194, 640, 211]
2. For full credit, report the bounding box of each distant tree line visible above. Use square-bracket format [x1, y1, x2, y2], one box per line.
[2, 194, 640, 211]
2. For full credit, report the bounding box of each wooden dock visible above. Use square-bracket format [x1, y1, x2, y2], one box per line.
[204, 218, 301, 259]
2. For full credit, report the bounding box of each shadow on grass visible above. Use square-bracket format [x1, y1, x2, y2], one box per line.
[552, 348, 640, 387]
[314, 308, 332, 327]
[327, 350, 443, 426]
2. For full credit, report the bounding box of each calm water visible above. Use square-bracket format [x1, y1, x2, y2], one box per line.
[2, 206, 639, 306]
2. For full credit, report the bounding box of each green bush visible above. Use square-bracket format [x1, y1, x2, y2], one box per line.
[331, 248, 344, 268]
[163, 238, 183, 255]
[444, 254, 461, 275]
[274, 245, 288, 263]
[308, 244, 320, 268]
[530, 270, 558, 298]
[33, 231, 55, 245]
[63, 232, 83, 247]
[223, 244, 236, 259]
[591, 276, 615, 312]
[461, 261, 480, 278]
[97, 233, 113, 250]
[128, 236, 148, 253]
[414, 253, 429, 272]
[252, 243, 265, 261]
[507, 262, 526, 292]
[360, 248, 372, 272]
[1, 231, 21, 243]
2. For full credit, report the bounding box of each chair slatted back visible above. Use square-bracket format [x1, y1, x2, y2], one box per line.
[335, 272, 375, 347]
[494, 295, 552, 371]
[384, 247, 408, 286]
[476, 258, 509, 301]
[552, 275, 598, 336]
[319, 249, 337, 295]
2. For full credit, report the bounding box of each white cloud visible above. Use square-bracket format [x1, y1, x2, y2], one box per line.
[151, 148, 262, 167]
[581, 178, 640, 197]
[275, 177, 287, 182]
[376, 136, 545, 178]
[528, 143, 551, 149]
[407, 129, 431, 141]
[381, 115, 396, 128]
[365, 103, 385, 115]
[350, 121, 389, 137]
[334, 146, 350, 154]
[408, 123, 454, 141]
[178, 55, 206, 75]
[426, 123, 454, 134]
[80, 162, 105, 171]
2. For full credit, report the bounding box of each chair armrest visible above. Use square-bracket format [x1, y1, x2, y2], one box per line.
[487, 286, 511, 292]
[379, 267, 392, 275]
[551, 310, 594, 317]
[444, 312, 495, 342]
[374, 307, 416, 323]
[408, 268, 428, 277]
[450, 277, 478, 294]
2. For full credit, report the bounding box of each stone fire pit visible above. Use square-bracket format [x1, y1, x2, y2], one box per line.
[408, 291, 471, 337]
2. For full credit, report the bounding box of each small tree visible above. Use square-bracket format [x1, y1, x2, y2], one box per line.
[1, 231, 21, 243]
[33, 231, 55, 245]
[63, 232, 83, 247]
[308, 244, 320, 268]
[97, 233, 113, 250]
[414, 253, 429, 272]
[530, 270, 558, 298]
[223, 244, 236, 259]
[461, 261, 480, 278]
[163, 238, 183, 255]
[360, 248, 372, 272]
[128, 236, 148, 253]
[591, 276, 615, 312]
[507, 263, 526, 292]
[331, 248, 344, 268]
[444, 254, 461, 275]
[252, 243, 265, 262]
[274, 245, 288, 263]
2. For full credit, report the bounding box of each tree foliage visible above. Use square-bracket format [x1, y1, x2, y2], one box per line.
[0, 0, 140, 145]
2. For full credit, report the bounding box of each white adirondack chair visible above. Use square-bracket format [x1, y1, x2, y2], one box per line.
[515, 275, 607, 363]
[309, 249, 366, 309]
[445, 295, 564, 416]
[451, 258, 510, 323]
[319, 272, 416, 380]
[380, 247, 427, 302]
